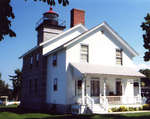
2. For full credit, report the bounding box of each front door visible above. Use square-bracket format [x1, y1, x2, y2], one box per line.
[91, 80, 100, 103]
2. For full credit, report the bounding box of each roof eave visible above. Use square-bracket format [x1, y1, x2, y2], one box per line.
[19, 46, 40, 59]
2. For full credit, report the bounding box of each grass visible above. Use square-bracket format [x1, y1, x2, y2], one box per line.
[0, 112, 150, 119]
[0, 104, 18, 108]
[0, 105, 150, 119]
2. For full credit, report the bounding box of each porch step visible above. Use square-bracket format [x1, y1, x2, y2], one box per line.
[92, 104, 107, 114]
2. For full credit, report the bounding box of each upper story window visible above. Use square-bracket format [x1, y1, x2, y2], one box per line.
[81, 44, 89, 63]
[30, 56, 33, 69]
[36, 54, 40, 66]
[116, 49, 122, 65]
[52, 53, 57, 66]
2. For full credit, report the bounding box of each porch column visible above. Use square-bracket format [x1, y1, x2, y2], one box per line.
[138, 79, 142, 103]
[103, 78, 106, 97]
[82, 79, 85, 105]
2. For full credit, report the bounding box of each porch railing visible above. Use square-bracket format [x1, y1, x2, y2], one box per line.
[100, 96, 108, 111]
[85, 95, 94, 110]
[103, 96, 141, 105]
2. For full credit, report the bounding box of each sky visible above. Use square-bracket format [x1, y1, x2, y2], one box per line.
[0, 0, 150, 87]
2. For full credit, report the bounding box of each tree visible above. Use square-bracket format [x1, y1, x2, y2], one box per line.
[0, 73, 11, 97]
[141, 13, 150, 61]
[9, 69, 22, 101]
[139, 69, 150, 87]
[0, 0, 69, 41]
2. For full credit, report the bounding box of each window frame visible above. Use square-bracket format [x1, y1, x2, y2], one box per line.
[29, 79, 32, 94]
[36, 53, 40, 67]
[53, 78, 58, 91]
[116, 79, 122, 96]
[30, 56, 33, 69]
[116, 49, 123, 65]
[34, 79, 38, 95]
[90, 80, 100, 96]
[52, 53, 57, 66]
[80, 44, 89, 63]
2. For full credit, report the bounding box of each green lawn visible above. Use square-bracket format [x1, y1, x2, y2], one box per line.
[0, 104, 18, 108]
[0, 105, 150, 119]
[0, 112, 150, 119]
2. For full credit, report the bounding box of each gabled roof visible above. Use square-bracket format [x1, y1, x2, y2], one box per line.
[19, 24, 87, 58]
[44, 21, 138, 57]
[40, 24, 87, 46]
[19, 46, 40, 59]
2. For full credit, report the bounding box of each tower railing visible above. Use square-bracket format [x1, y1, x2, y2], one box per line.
[35, 17, 66, 28]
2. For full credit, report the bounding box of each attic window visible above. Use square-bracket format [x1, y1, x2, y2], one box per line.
[52, 53, 57, 66]
[116, 49, 123, 65]
[81, 44, 89, 63]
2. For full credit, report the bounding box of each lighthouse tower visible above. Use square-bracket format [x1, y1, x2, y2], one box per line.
[36, 6, 66, 45]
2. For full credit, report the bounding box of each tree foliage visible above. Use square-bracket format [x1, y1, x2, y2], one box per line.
[26, 0, 69, 6]
[0, 0, 16, 41]
[139, 69, 150, 87]
[0, 0, 69, 41]
[9, 69, 22, 101]
[141, 13, 150, 61]
[0, 73, 11, 97]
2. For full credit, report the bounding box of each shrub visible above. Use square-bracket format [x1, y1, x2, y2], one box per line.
[111, 107, 118, 112]
[135, 107, 139, 111]
[128, 107, 135, 111]
[143, 104, 150, 110]
[139, 106, 143, 110]
[108, 108, 112, 112]
[119, 106, 127, 112]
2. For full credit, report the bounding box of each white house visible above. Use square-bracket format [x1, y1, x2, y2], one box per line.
[20, 8, 145, 114]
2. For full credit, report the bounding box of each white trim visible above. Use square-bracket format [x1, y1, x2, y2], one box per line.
[103, 22, 138, 56]
[40, 24, 88, 46]
[64, 22, 138, 57]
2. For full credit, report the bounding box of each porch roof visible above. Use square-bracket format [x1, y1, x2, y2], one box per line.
[71, 63, 145, 78]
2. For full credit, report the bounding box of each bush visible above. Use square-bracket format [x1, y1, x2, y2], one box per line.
[139, 106, 143, 110]
[143, 104, 150, 110]
[118, 106, 127, 112]
[110, 106, 142, 112]
[111, 107, 118, 112]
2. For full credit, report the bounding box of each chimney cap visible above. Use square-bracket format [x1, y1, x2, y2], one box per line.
[71, 8, 85, 12]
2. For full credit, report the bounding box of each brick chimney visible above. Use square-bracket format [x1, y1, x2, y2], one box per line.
[70, 8, 85, 27]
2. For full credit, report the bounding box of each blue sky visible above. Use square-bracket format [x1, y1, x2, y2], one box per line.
[0, 0, 150, 87]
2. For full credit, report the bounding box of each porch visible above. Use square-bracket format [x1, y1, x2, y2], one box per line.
[70, 63, 144, 113]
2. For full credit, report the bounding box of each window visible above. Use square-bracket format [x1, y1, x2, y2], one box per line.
[52, 53, 57, 66]
[116, 80, 122, 96]
[75, 80, 82, 96]
[36, 54, 40, 66]
[29, 79, 32, 94]
[30, 56, 33, 69]
[134, 82, 139, 87]
[91, 80, 100, 96]
[116, 49, 122, 65]
[34, 79, 38, 95]
[81, 44, 89, 62]
[53, 78, 58, 91]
